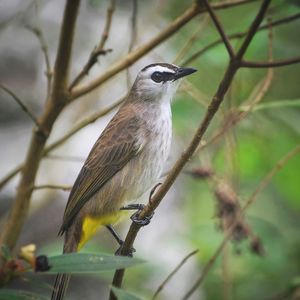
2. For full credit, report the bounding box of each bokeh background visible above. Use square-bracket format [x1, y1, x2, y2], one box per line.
[0, 0, 300, 299]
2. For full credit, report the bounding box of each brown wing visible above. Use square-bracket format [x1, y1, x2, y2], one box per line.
[59, 110, 143, 234]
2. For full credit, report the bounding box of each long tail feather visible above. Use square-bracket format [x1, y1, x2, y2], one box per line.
[51, 273, 71, 300]
[51, 227, 79, 300]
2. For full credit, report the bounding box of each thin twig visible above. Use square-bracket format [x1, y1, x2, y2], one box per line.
[126, 0, 138, 88]
[34, 184, 71, 191]
[71, 0, 259, 101]
[152, 249, 199, 300]
[26, 25, 52, 98]
[241, 56, 300, 68]
[69, 0, 116, 90]
[44, 96, 124, 155]
[182, 143, 300, 300]
[181, 12, 300, 66]
[201, 0, 235, 58]
[45, 154, 85, 163]
[236, 0, 271, 60]
[196, 12, 274, 163]
[0, 84, 39, 126]
[0, 97, 124, 191]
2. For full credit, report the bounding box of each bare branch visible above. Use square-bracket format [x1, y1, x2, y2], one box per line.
[182, 12, 300, 66]
[182, 144, 300, 300]
[0, 97, 124, 191]
[0, 0, 81, 251]
[0, 84, 39, 126]
[98, 0, 116, 50]
[45, 154, 85, 163]
[236, 0, 271, 60]
[126, 0, 138, 88]
[44, 96, 124, 155]
[69, 0, 115, 90]
[241, 56, 300, 68]
[26, 25, 52, 98]
[71, 0, 258, 101]
[201, 0, 235, 58]
[34, 184, 71, 191]
[152, 249, 199, 300]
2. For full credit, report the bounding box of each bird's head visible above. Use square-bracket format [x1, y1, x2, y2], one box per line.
[132, 63, 197, 101]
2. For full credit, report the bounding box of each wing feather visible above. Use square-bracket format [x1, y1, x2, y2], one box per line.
[59, 111, 143, 234]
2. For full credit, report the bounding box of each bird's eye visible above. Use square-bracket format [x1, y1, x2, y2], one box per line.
[151, 72, 163, 83]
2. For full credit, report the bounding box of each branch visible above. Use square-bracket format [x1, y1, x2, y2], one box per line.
[182, 143, 300, 299]
[126, 0, 138, 88]
[197, 15, 274, 151]
[26, 25, 52, 98]
[0, 0, 81, 252]
[0, 84, 39, 126]
[70, 0, 258, 101]
[109, 0, 271, 293]
[152, 249, 199, 300]
[43, 96, 124, 155]
[69, 0, 115, 90]
[45, 154, 85, 163]
[241, 56, 300, 68]
[34, 184, 71, 191]
[0, 96, 124, 191]
[182, 12, 300, 66]
[201, 0, 235, 58]
[236, 0, 271, 60]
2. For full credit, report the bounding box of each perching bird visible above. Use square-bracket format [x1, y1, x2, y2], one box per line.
[51, 63, 197, 300]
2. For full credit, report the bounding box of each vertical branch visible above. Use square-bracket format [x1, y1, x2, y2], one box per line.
[0, 0, 81, 252]
[69, 0, 115, 90]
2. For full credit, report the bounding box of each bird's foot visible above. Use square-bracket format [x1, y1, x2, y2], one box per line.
[115, 242, 136, 257]
[120, 204, 154, 226]
[130, 210, 153, 226]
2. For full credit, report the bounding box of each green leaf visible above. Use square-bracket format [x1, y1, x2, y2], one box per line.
[45, 253, 144, 274]
[0, 289, 48, 300]
[111, 287, 143, 300]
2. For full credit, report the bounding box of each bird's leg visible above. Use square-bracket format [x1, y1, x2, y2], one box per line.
[106, 224, 136, 257]
[105, 224, 123, 246]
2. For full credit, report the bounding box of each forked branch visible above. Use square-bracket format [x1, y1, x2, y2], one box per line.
[109, 0, 272, 296]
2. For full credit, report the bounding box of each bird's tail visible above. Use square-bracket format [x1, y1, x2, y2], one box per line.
[51, 229, 78, 300]
[51, 273, 71, 300]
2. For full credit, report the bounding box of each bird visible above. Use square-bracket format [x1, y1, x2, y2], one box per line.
[51, 63, 197, 300]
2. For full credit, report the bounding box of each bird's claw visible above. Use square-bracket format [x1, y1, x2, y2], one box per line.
[115, 242, 136, 257]
[130, 210, 154, 226]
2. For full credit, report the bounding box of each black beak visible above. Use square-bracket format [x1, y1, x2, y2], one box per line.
[174, 67, 197, 81]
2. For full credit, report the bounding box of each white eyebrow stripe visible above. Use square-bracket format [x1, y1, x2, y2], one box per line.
[147, 65, 176, 74]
